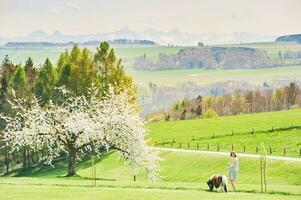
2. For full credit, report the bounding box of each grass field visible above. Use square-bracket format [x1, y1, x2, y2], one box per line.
[2, 184, 301, 200]
[129, 65, 301, 86]
[148, 109, 301, 157]
[1, 109, 301, 199]
[1, 150, 300, 199]
[214, 41, 301, 58]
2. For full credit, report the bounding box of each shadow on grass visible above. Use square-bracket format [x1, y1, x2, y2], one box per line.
[9, 151, 114, 179]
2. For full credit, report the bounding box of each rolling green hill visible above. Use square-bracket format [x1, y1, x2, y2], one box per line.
[2, 108, 301, 199]
[148, 109, 301, 157]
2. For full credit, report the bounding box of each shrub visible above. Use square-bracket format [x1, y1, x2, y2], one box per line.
[202, 108, 219, 118]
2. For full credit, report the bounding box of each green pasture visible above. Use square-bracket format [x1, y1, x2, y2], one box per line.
[129, 65, 301, 86]
[1, 150, 301, 199]
[214, 41, 301, 58]
[148, 109, 301, 157]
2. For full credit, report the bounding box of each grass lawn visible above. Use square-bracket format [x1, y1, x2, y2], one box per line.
[1, 150, 301, 199]
[1, 150, 300, 199]
[148, 109, 301, 157]
[2, 183, 301, 200]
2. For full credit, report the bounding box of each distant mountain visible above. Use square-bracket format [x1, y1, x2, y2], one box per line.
[4, 39, 157, 49]
[276, 34, 301, 43]
[0, 28, 277, 46]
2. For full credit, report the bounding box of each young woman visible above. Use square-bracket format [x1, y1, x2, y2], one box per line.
[227, 151, 238, 190]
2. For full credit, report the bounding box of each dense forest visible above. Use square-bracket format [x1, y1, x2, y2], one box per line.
[276, 34, 301, 43]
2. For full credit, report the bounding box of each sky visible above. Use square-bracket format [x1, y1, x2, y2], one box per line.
[0, 0, 301, 37]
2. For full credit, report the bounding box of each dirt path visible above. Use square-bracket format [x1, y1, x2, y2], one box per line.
[153, 147, 301, 162]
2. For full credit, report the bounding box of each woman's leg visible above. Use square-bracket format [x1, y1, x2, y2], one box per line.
[230, 180, 236, 190]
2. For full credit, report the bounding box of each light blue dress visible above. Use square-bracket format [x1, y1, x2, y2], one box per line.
[228, 157, 238, 180]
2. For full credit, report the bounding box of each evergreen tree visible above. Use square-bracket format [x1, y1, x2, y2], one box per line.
[24, 57, 36, 86]
[57, 50, 71, 73]
[10, 65, 28, 98]
[34, 58, 58, 104]
[94, 42, 136, 98]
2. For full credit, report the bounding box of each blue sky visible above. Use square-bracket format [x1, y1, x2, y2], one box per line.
[0, 0, 300, 37]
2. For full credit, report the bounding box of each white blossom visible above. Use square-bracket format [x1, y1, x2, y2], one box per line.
[1, 87, 159, 179]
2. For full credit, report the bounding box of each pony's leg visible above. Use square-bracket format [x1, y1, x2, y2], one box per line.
[217, 185, 222, 192]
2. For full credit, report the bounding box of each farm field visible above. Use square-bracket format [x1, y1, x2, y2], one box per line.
[129, 65, 301, 86]
[1, 150, 300, 200]
[148, 109, 301, 157]
[214, 41, 301, 58]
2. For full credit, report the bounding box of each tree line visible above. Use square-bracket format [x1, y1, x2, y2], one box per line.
[0, 42, 136, 174]
[151, 83, 300, 121]
[134, 47, 301, 71]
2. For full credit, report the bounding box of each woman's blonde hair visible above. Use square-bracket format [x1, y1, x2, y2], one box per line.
[230, 151, 237, 158]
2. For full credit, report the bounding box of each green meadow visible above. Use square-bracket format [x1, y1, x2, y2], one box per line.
[129, 65, 301, 86]
[148, 109, 301, 157]
[1, 150, 300, 200]
[1, 109, 301, 200]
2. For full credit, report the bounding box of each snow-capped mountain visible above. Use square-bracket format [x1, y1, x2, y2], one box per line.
[0, 28, 276, 46]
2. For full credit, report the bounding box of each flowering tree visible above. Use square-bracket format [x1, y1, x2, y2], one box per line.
[0, 87, 159, 179]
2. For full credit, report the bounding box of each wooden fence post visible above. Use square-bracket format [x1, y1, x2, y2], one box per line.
[283, 148, 286, 156]
[188, 142, 190, 149]
[269, 147, 272, 154]
[256, 146, 258, 154]
[243, 145, 246, 152]
[207, 144, 210, 150]
[179, 143, 182, 148]
[260, 156, 263, 193]
[217, 145, 219, 151]
[134, 175, 136, 182]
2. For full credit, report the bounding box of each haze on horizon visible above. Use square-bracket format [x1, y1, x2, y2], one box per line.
[0, 0, 300, 40]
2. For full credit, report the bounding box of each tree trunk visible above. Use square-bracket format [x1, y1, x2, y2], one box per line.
[4, 147, 9, 174]
[23, 148, 27, 170]
[27, 149, 30, 168]
[67, 147, 76, 176]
